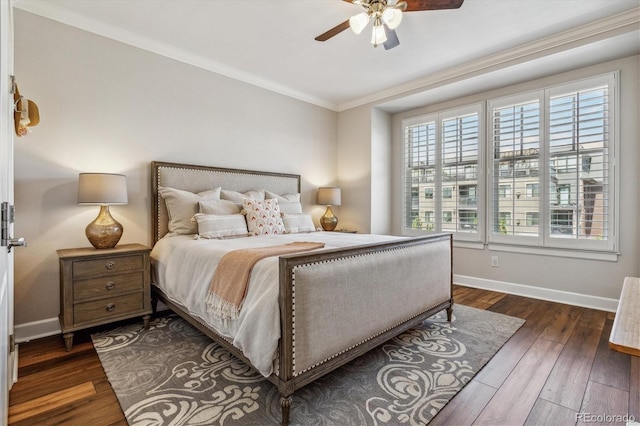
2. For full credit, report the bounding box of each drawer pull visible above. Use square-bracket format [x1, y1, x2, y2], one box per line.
[105, 261, 115, 270]
[106, 303, 115, 312]
[105, 282, 115, 291]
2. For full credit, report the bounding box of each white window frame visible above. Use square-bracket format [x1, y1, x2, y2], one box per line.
[487, 72, 618, 253]
[401, 72, 618, 256]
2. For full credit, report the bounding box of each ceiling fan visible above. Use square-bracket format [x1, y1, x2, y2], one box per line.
[315, 0, 464, 50]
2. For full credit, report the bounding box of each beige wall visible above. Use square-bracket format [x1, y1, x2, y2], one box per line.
[13, 11, 338, 327]
[336, 105, 372, 233]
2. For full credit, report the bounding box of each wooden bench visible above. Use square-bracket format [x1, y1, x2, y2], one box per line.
[609, 276, 640, 357]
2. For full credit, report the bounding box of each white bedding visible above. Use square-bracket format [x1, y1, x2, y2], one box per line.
[150, 231, 402, 377]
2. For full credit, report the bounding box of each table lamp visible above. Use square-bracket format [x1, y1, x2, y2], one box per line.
[78, 173, 128, 249]
[317, 187, 341, 231]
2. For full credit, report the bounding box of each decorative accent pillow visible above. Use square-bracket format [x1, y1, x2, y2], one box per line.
[243, 199, 285, 236]
[265, 190, 303, 214]
[220, 189, 265, 208]
[159, 186, 221, 235]
[283, 213, 316, 234]
[199, 199, 241, 215]
[194, 213, 249, 239]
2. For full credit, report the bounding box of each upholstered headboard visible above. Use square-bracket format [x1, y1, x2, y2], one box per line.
[151, 161, 301, 244]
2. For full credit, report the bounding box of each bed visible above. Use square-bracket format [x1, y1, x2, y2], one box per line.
[149, 161, 453, 425]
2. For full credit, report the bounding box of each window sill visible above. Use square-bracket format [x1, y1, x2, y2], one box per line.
[486, 243, 619, 262]
[453, 241, 485, 250]
[411, 234, 618, 261]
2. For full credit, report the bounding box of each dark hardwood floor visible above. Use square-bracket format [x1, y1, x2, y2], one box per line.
[8, 285, 639, 425]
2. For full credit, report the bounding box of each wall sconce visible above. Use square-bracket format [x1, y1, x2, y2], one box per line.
[78, 173, 128, 249]
[317, 187, 341, 231]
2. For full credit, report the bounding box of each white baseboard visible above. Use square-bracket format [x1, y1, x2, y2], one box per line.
[14, 301, 171, 343]
[14, 317, 61, 343]
[454, 274, 619, 312]
[14, 282, 618, 343]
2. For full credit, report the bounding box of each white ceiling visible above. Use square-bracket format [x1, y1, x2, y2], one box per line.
[13, 0, 640, 112]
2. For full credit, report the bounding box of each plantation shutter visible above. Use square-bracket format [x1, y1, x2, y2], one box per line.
[548, 84, 610, 242]
[491, 97, 541, 239]
[441, 112, 480, 236]
[404, 119, 436, 230]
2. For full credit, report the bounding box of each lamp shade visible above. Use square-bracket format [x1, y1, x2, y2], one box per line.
[78, 173, 128, 205]
[317, 187, 341, 206]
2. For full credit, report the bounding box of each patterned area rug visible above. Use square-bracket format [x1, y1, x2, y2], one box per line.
[92, 305, 524, 425]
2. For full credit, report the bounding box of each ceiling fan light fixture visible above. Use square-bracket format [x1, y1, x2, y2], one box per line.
[382, 8, 402, 29]
[349, 12, 370, 34]
[371, 21, 387, 46]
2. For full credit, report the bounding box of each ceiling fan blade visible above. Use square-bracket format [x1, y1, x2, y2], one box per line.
[315, 20, 351, 42]
[404, 0, 464, 11]
[383, 24, 400, 50]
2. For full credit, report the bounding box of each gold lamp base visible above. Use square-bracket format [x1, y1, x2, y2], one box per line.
[320, 205, 338, 231]
[85, 205, 123, 249]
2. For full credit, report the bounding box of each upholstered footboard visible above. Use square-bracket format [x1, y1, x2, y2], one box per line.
[275, 233, 453, 424]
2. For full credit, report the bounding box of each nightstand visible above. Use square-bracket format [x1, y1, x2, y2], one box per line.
[57, 243, 152, 351]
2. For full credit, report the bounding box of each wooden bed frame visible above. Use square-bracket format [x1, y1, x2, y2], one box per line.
[150, 161, 453, 425]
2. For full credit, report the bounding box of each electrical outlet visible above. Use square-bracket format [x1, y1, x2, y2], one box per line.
[491, 256, 499, 267]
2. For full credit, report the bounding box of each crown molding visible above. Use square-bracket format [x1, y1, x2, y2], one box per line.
[338, 7, 640, 111]
[13, 1, 638, 113]
[12, 0, 340, 111]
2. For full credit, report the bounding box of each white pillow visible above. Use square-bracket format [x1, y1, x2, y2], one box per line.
[265, 190, 302, 214]
[243, 199, 285, 236]
[283, 213, 316, 234]
[220, 189, 265, 208]
[279, 202, 303, 214]
[194, 213, 249, 239]
[265, 190, 300, 203]
[159, 186, 221, 235]
[199, 199, 241, 215]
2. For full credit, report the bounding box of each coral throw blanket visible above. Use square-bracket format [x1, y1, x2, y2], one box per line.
[207, 241, 325, 320]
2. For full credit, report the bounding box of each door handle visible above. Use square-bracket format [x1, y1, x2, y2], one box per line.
[2, 202, 26, 253]
[7, 237, 26, 252]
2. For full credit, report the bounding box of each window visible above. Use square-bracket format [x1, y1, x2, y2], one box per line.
[488, 73, 616, 252]
[443, 186, 453, 199]
[550, 210, 573, 235]
[547, 80, 612, 247]
[557, 184, 571, 205]
[403, 104, 482, 241]
[459, 210, 477, 230]
[526, 212, 539, 226]
[459, 185, 477, 206]
[499, 212, 512, 225]
[498, 184, 512, 198]
[404, 72, 617, 253]
[425, 188, 434, 199]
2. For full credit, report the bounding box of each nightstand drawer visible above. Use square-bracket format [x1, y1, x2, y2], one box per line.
[72, 254, 144, 278]
[58, 244, 152, 351]
[74, 292, 144, 324]
[73, 271, 144, 301]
